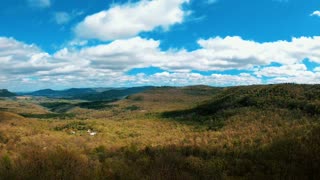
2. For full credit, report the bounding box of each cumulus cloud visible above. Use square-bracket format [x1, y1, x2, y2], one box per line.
[53, 37, 161, 72]
[311, 10, 320, 17]
[255, 64, 308, 77]
[0, 37, 55, 75]
[266, 72, 320, 84]
[27, 0, 51, 8]
[1, 35, 320, 91]
[75, 0, 190, 41]
[196, 36, 320, 66]
[56, 36, 320, 73]
[123, 72, 261, 87]
[254, 63, 320, 84]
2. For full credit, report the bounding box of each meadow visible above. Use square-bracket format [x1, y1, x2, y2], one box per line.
[0, 84, 319, 179]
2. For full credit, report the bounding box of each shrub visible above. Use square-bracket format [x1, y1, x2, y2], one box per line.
[54, 121, 93, 131]
[125, 105, 140, 111]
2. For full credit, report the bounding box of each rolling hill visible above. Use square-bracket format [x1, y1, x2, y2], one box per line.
[162, 84, 320, 129]
[0, 89, 16, 97]
[24, 88, 96, 98]
[0, 111, 25, 122]
[122, 85, 222, 112]
[1, 84, 320, 179]
[74, 86, 154, 101]
[21, 86, 154, 100]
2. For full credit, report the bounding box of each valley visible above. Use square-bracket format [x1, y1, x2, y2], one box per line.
[0, 84, 319, 179]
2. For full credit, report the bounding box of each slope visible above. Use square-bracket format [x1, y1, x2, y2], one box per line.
[0, 89, 16, 97]
[163, 84, 320, 129]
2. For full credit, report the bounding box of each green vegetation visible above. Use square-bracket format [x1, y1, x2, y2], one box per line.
[124, 105, 140, 111]
[0, 84, 320, 179]
[39, 100, 117, 113]
[0, 89, 15, 97]
[77, 101, 118, 110]
[20, 113, 75, 119]
[77, 86, 154, 101]
[163, 84, 320, 128]
[53, 121, 93, 131]
[40, 102, 75, 113]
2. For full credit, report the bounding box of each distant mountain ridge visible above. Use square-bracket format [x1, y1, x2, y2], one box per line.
[76, 86, 154, 101]
[26, 88, 96, 98]
[0, 89, 16, 97]
[20, 86, 154, 100]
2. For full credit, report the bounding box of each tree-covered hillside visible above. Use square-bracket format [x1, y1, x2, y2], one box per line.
[164, 84, 320, 127]
[0, 84, 319, 179]
[0, 89, 15, 97]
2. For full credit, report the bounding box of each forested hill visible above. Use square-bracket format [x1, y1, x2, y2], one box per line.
[21, 86, 154, 100]
[163, 84, 320, 128]
[0, 89, 16, 97]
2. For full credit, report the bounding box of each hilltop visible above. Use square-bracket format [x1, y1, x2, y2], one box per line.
[122, 85, 222, 112]
[0, 89, 15, 97]
[0, 111, 25, 122]
[77, 86, 154, 101]
[163, 84, 320, 128]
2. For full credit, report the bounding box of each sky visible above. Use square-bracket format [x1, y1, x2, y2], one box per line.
[0, 0, 320, 91]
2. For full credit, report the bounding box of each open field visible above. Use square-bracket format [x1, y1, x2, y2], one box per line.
[0, 84, 320, 179]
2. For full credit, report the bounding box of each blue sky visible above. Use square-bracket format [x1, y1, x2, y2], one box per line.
[0, 0, 320, 91]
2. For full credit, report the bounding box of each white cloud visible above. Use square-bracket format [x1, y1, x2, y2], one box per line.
[0, 37, 65, 76]
[27, 0, 51, 8]
[255, 64, 309, 77]
[311, 10, 320, 17]
[75, 0, 190, 41]
[1, 35, 320, 91]
[194, 36, 320, 67]
[58, 36, 320, 73]
[254, 63, 320, 84]
[124, 72, 261, 87]
[266, 72, 320, 84]
[54, 37, 161, 71]
[3, 36, 320, 75]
